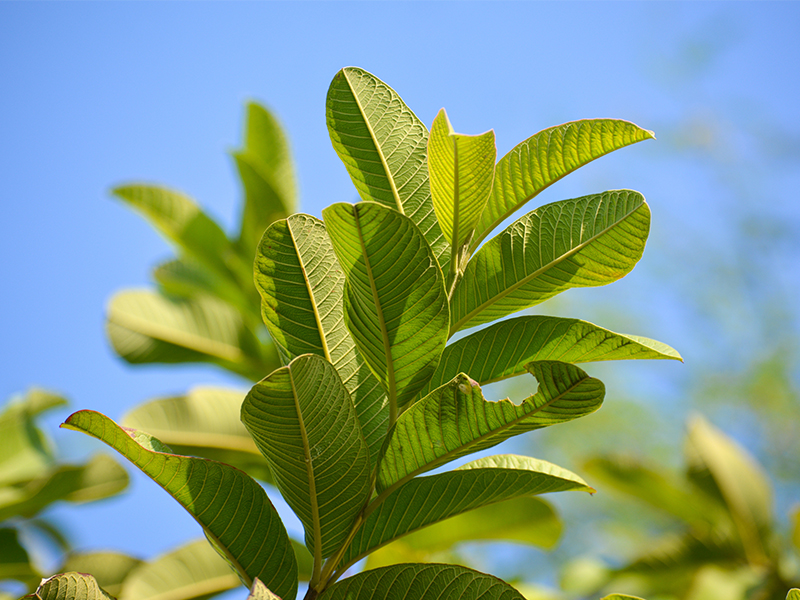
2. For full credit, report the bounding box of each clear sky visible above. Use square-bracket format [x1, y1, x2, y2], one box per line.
[2, 1, 799, 594]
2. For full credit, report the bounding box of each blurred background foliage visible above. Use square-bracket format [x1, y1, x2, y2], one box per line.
[2, 3, 798, 600]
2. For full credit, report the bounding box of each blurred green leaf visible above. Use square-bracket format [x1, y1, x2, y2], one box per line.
[323, 202, 449, 411]
[233, 102, 297, 261]
[471, 119, 654, 251]
[254, 215, 388, 464]
[119, 539, 239, 600]
[451, 190, 650, 334]
[61, 411, 297, 599]
[241, 354, 370, 560]
[0, 527, 40, 587]
[787, 589, 800, 600]
[61, 552, 142, 599]
[112, 185, 235, 281]
[686, 416, 772, 563]
[378, 363, 603, 491]
[122, 386, 273, 483]
[0, 454, 129, 522]
[326, 67, 450, 272]
[106, 290, 277, 380]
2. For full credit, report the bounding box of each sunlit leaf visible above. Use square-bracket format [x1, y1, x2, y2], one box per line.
[787, 589, 800, 600]
[112, 185, 233, 279]
[119, 539, 239, 600]
[255, 215, 388, 463]
[61, 411, 297, 599]
[471, 119, 654, 250]
[106, 290, 277, 381]
[247, 578, 283, 600]
[23, 572, 116, 600]
[319, 563, 525, 600]
[241, 354, 370, 560]
[323, 202, 449, 412]
[326, 67, 450, 272]
[422, 315, 680, 396]
[378, 362, 603, 491]
[341, 455, 588, 570]
[600, 594, 647, 600]
[451, 190, 650, 334]
[122, 386, 273, 483]
[233, 102, 297, 260]
[428, 108, 496, 251]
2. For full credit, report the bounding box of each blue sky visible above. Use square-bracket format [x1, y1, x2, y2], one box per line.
[2, 1, 799, 593]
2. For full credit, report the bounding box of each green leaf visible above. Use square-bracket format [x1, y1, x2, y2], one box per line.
[112, 185, 234, 279]
[685, 416, 772, 564]
[233, 102, 297, 260]
[292, 540, 314, 582]
[0, 390, 64, 486]
[582, 456, 728, 529]
[600, 595, 647, 600]
[423, 315, 680, 396]
[791, 506, 800, 551]
[106, 290, 277, 381]
[61, 411, 297, 599]
[0, 527, 40, 586]
[377, 362, 603, 491]
[428, 108, 496, 251]
[471, 119, 655, 251]
[318, 563, 525, 600]
[326, 67, 450, 272]
[323, 202, 449, 412]
[254, 215, 388, 463]
[119, 539, 240, 600]
[364, 496, 560, 569]
[787, 590, 800, 600]
[247, 579, 283, 600]
[23, 572, 116, 600]
[121, 387, 273, 483]
[241, 354, 370, 561]
[61, 552, 142, 599]
[341, 455, 589, 569]
[0, 454, 129, 522]
[451, 190, 650, 334]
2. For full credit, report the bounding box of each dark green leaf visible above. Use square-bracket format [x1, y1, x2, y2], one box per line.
[61, 411, 297, 599]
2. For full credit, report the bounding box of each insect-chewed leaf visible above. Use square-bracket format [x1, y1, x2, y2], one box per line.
[471, 119, 655, 250]
[241, 354, 370, 559]
[451, 190, 650, 334]
[319, 563, 525, 600]
[326, 66, 450, 272]
[254, 215, 388, 464]
[323, 202, 449, 411]
[421, 315, 680, 396]
[61, 410, 298, 599]
[377, 362, 603, 491]
[340, 454, 590, 569]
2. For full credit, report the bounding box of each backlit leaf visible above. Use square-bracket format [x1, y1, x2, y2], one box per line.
[326, 67, 450, 272]
[61, 411, 297, 599]
[451, 190, 650, 334]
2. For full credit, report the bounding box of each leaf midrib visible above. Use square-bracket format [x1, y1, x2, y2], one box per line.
[451, 199, 643, 335]
[344, 69, 404, 215]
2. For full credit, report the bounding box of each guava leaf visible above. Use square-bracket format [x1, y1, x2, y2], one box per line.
[61, 411, 297, 599]
[323, 202, 449, 411]
[326, 67, 450, 272]
[451, 190, 650, 334]
[471, 119, 655, 250]
[255, 215, 388, 464]
[23, 572, 116, 600]
[378, 362, 603, 491]
[241, 354, 370, 560]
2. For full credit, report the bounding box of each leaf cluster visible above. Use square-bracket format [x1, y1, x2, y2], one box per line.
[54, 67, 690, 600]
